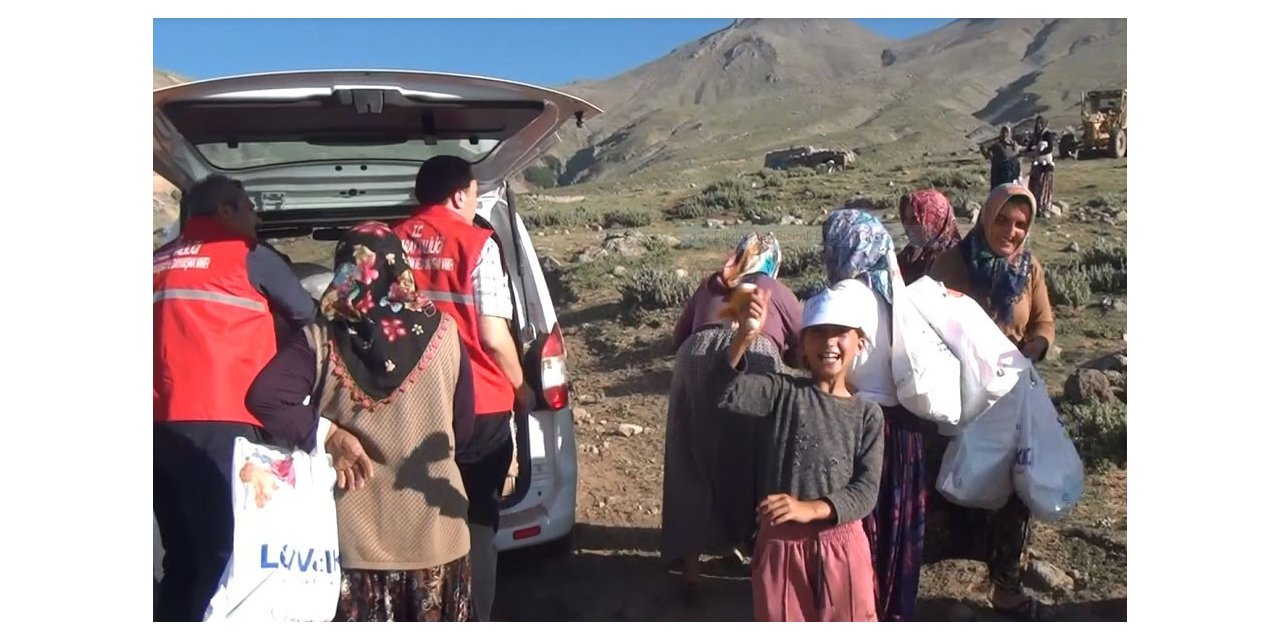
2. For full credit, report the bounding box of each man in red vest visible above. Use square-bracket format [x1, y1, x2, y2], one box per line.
[153, 174, 315, 621]
[396, 156, 533, 621]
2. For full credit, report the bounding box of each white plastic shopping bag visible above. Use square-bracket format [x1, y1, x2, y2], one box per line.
[936, 373, 1026, 510]
[908, 277, 1030, 426]
[1013, 369, 1086, 521]
[888, 271, 963, 426]
[204, 418, 340, 621]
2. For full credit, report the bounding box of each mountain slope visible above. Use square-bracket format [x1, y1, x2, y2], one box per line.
[547, 18, 1126, 185]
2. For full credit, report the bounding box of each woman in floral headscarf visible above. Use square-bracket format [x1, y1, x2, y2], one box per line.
[247, 221, 477, 622]
[897, 189, 963, 286]
[821, 209, 928, 622]
[663, 232, 804, 605]
[925, 183, 1055, 621]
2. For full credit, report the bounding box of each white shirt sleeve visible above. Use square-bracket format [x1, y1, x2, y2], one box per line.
[471, 238, 514, 320]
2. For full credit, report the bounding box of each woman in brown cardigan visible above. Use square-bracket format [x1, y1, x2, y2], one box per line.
[247, 222, 476, 622]
[924, 183, 1054, 621]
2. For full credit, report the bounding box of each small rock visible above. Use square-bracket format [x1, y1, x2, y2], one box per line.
[617, 424, 644, 437]
[887, 180, 895, 187]
[1065, 369, 1115, 404]
[1069, 569, 1089, 590]
[1026, 560, 1075, 594]
[537, 231, 546, 237]
[592, 224, 603, 232]
[654, 234, 682, 248]
[1048, 203, 1063, 218]
[1054, 201, 1071, 215]
[1082, 351, 1127, 374]
[1047, 345, 1063, 362]
[612, 265, 628, 277]
[587, 445, 600, 455]
[572, 407, 593, 423]
[675, 269, 688, 278]
[705, 218, 727, 229]
[596, 499, 606, 508]
[1116, 209, 1127, 222]
[1066, 241, 1080, 253]
[602, 441, 611, 450]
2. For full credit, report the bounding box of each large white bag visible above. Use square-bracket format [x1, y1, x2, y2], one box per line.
[888, 271, 963, 426]
[907, 277, 1030, 426]
[1013, 369, 1086, 521]
[204, 418, 341, 621]
[935, 374, 1026, 510]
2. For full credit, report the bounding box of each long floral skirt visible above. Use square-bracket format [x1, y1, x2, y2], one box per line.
[334, 555, 474, 622]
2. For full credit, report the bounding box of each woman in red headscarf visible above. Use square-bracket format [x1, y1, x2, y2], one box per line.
[896, 189, 963, 286]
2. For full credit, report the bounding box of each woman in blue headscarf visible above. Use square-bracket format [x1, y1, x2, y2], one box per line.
[822, 210, 928, 622]
[663, 232, 804, 605]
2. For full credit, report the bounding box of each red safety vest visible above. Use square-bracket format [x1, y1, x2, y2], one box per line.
[396, 205, 516, 416]
[153, 217, 276, 426]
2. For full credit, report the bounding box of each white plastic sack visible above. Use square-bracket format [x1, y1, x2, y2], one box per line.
[936, 374, 1026, 510]
[1013, 369, 1086, 521]
[888, 272, 963, 426]
[204, 418, 341, 621]
[908, 277, 1030, 426]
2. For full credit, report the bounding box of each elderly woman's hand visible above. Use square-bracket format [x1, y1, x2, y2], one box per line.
[326, 425, 374, 491]
[1020, 336, 1050, 362]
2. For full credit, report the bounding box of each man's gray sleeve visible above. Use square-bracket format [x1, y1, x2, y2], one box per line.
[246, 244, 316, 330]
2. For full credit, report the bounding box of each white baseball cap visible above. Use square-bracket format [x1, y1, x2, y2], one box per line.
[801, 281, 881, 347]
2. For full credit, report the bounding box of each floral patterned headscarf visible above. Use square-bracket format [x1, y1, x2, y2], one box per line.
[821, 209, 895, 305]
[723, 232, 782, 287]
[320, 221, 442, 402]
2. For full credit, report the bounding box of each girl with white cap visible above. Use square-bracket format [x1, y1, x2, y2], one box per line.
[711, 284, 884, 622]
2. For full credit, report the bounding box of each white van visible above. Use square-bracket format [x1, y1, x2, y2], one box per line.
[153, 70, 601, 561]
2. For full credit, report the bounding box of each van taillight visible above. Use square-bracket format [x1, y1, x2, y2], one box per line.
[541, 323, 569, 410]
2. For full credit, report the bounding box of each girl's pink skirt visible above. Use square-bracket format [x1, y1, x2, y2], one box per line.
[751, 518, 878, 622]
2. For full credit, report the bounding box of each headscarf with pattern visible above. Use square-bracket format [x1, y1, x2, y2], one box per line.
[900, 188, 962, 264]
[821, 209, 895, 305]
[722, 231, 782, 287]
[961, 183, 1037, 327]
[320, 221, 444, 404]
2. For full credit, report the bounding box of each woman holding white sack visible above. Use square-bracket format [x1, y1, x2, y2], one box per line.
[821, 209, 928, 622]
[924, 183, 1056, 621]
[247, 222, 477, 622]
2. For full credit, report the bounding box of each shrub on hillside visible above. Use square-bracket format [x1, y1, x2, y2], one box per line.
[785, 272, 829, 302]
[603, 209, 655, 228]
[921, 169, 986, 191]
[779, 245, 824, 278]
[1046, 265, 1092, 308]
[668, 178, 763, 220]
[618, 268, 699, 311]
[523, 207, 602, 229]
[1061, 400, 1127, 470]
[522, 166, 558, 190]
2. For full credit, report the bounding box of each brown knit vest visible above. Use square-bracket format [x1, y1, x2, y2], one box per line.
[304, 316, 470, 571]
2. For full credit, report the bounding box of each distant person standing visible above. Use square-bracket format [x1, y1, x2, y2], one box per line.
[395, 156, 535, 622]
[983, 125, 1022, 189]
[1026, 127, 1057, 217]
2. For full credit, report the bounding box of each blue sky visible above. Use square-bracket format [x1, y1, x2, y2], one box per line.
[153, 18, 953, 88]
